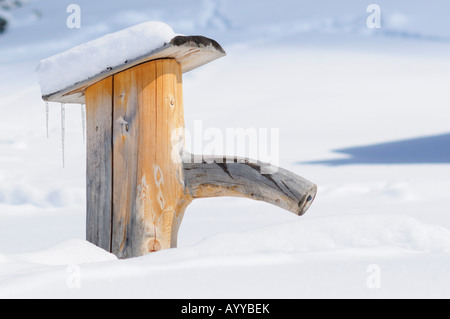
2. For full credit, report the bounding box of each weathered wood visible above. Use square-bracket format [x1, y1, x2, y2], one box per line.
[84, 60, 317, 258]
[111, 59, 191, 258]
[57, 32, 317, 259]
[42, 35, 226, 105]
[183, 154, 317, 216]
[85, 76, 113, 252]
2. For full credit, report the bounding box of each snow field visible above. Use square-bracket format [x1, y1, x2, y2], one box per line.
[1, 0, 450, 298]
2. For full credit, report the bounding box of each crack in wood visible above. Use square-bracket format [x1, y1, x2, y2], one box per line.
[215, 162, 234, 180]
[246, 162, 291, 198]
[281, 180, 302, 203]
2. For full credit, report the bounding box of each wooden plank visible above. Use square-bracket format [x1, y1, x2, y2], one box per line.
[112, 59, 191, 258]
[155, 59, 191, 249]
[85, 76, 113, 252]
[183, 154, 317, 216]
[42, 35, 226, 105]
[111, 65, 137, 258]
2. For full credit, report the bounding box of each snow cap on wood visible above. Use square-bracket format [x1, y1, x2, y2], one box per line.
[36, 21, 226, 104]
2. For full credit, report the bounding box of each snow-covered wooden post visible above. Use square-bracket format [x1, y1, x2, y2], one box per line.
[37, 22, 317, 259]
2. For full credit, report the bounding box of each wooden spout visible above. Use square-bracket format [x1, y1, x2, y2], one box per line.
[85, 58, 317, 259]
[183, 154, 317, 216]
[38, 28, 318, 259]
[80, 36, 317, 259]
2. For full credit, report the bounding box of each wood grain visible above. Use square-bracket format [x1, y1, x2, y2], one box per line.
[83, 56, 318, 259]
[112, 59, 191, 258]
[183, 154, 317, 216]
[85, 76, 113, 252]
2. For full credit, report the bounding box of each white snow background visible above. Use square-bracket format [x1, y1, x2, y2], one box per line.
[0, 0, 450, 298]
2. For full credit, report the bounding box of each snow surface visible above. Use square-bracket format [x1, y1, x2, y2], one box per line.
[1, 0, 450, 299]
[37, 21, 176, 95]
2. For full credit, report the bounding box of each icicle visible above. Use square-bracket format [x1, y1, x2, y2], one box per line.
[61, 103, 66, 168]
[46, 102, 49, 138]
[81, 104, 86, 144]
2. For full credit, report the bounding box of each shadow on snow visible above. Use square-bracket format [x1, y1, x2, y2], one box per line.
[302, 133, 450, 166]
